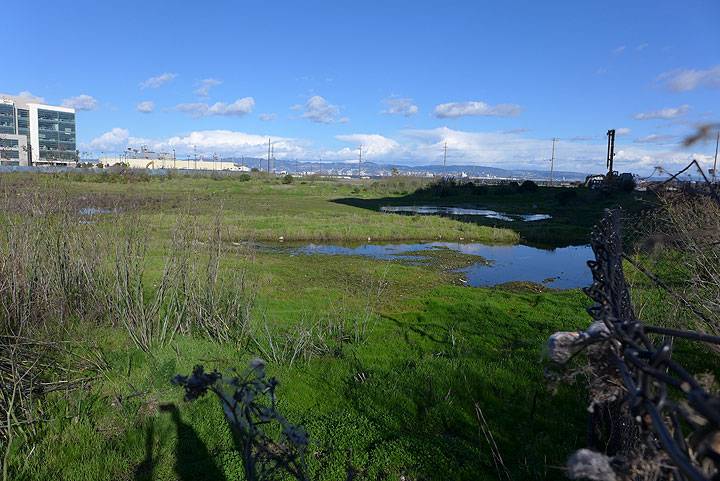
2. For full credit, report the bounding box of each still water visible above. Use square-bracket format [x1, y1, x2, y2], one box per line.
[380, 206, 552, 222]
[297, 242, 593, 289]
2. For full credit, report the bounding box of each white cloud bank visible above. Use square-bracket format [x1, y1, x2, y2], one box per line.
[175, 97, 255, 117]
[633, 105, 689, 120]
[658, 65, 720, 92]
[298, 96, 347, 124]
[195, 78, 222, 97]
[140, 73, 177, 89]
[61, 94, 98, 111]
[433, 101, 522, 118]
[88, 128, 131, 150]
[84, 126, 712, 175]
[136, 101, 155, 113]
[0, 91, 45, 104]
[382, 97, 418, 117]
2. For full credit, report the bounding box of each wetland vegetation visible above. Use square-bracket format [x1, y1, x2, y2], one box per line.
[0, 172, 673, 481]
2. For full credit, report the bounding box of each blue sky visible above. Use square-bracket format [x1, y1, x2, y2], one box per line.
[4, 0, 719, 173]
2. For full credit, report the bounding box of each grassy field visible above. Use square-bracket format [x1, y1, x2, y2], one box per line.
[0, 172, 655, 481]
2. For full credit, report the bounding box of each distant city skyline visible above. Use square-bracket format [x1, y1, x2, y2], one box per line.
[4, 0, 719, 175]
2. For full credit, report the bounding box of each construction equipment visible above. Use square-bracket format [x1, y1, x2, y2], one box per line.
[584, 129, 635, 191]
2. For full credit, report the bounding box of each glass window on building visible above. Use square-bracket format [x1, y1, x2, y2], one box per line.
[0, 104, 14, 119]
[38, 109, 59, 121]
[0, 138, 19, 148]
[0, 150, 20, 159]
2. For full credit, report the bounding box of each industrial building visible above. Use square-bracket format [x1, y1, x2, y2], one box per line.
[0, 97, 77, 166]
[98, 153, 250, 172]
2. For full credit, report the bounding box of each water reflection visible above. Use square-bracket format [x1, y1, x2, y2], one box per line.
[297, 242, 592, 289]
[379, 206, 551, 222]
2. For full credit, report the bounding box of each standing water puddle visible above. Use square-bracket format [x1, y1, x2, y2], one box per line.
[79, 207, 116, 216]
[297, 242, 592, 289]
[380, 206, 551, 222]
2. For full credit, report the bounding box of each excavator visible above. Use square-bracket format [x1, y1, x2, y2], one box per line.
[584, 129, 635, 190]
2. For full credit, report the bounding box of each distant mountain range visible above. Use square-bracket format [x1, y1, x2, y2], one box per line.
[230, 157, 590, 181]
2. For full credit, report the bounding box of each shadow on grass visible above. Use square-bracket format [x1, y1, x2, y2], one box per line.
[159, 404, 228, 481]
[133, 421, 155, 481]
[332, 186, 652, 249]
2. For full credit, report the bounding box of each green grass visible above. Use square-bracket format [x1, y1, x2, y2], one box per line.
[0, 173, 641, 481]
[13, 285, 591, 481]
[4, 173, 517, 244]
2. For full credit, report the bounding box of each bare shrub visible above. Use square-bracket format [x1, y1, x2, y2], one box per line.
[108, 216, 186, 352]
[0, 335, 105, 481]
[109, 214, 257, 352]
[630, 193, 720, 348]
[183, 217, 256, 343]
[0, 195, 110, 336]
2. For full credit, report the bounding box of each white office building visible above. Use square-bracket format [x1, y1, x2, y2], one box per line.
[0, 97, 77, 165]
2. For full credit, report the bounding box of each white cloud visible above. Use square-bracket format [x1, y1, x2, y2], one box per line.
[259, 113, 277, 121]
[88, 128, 130, 150]
[175, 97, 255, 117]
[83, 126, 710, 176]
[300, 95, 344, 124]
[140, 73, 177, 89]
[616, 127, 631, 136]
[61, 94, 98, 111]
[613, 45, 626, 54]
[0, 91, 45, 104]
[194, 78, 222, 97]
[433, 101, 522, 118]
[396, 126, 699, 174]
[636, 43, 649, 51]
[335, 134, 401, 158]
[382, 97, 418, 116]
[658, 65, 720, 92]
[634, 134, 676, 144]
[136, 101, 155, 113]
[634, 105, 690, 120]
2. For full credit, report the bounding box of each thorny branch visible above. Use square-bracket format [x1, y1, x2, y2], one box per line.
[548, 208, 720, 481]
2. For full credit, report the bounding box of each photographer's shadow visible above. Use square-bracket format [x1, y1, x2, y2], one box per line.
[155, 403, 228, 481]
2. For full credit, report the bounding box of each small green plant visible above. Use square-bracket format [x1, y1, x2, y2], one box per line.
[282, 174, 294, 184]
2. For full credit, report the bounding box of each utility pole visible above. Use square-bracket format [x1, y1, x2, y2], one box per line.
[713, 131, 719, 183]
[172, 148, 176, 170]
[358, 145, 363, 177]
[443, 141, 448, 174]
[193, 145, 197, 170]
[271, 145, 275, 174]
[267, 138, 271, 174]
[550, 137, 557, 186]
